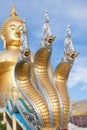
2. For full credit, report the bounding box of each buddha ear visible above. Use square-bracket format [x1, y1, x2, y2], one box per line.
[1, 35, 6, 49]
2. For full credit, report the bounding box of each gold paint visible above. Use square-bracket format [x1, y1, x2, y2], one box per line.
[55, 62, 71, 127]
[10, 4, 18, 17]
[1, 4, 23, 48]
[16, 61, 50, 127]
[15, 43, 61, 128]
[0, 5, 23, 107]
[34, 48, 61, 128]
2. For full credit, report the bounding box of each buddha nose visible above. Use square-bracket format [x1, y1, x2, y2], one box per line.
[15, 31, 20, 36]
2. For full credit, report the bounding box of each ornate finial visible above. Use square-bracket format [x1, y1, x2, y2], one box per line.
[19, 20, 30, 60]
[20, 20, 29, 50]
[64, 24, 74, 53]
[63, 24, 79, 61]
[42, 9, 52, 38]
[45, 9, 49, 22]
[10, 4, 18, 17]
[67, 24, 71, 37]
[41, 10, 55, 47]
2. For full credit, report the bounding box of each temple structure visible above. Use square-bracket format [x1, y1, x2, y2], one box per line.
[0, 5, 81, 130]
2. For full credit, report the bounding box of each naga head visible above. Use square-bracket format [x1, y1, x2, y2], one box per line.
[0, 4, 23, 49]
[64, 51, 80, 61]
[42, 35, 56, 47]
[21, 48, 31, 61]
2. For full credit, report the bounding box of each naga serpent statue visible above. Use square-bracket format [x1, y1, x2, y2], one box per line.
[1, 5, 79, 130]
[54, 24, 79, 128]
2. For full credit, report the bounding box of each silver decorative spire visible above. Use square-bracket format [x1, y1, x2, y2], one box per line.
[19, 20, 30, 61]
[42, 9, 52, 39]
[64, 24, 75, 54]
[41, 10, 55, 48]
[62, 24, 79, 62]
[20, 20, 29, 51]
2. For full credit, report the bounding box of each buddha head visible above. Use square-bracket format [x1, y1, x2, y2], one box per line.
[0, 4, 24, 49]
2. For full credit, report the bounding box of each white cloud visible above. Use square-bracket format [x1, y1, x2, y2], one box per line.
[80, 85, 87, 91]
[68, 57, 87, 88]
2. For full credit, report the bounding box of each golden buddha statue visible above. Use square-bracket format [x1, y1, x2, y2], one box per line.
[0, 5, 23, 107]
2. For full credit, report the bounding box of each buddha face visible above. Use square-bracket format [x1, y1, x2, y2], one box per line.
[4, 21, 23, 47]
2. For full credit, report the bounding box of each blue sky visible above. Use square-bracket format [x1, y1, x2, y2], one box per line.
[0, 0, 87, 101]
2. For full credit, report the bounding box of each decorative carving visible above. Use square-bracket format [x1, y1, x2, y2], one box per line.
[41, 10, 55, 47]
[19, 20, 30, 61]
[63, 24, 79, 62]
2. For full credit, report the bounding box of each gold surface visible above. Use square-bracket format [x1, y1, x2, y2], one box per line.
[35, 48, 61, 128]
[55, 62, 71, 127]
[15, 47, 61, 129]
[0, 5, 23, 106]
[16, 61, 50, 127]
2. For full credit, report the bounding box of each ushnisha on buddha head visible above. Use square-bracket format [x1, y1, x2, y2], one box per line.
[0, 4, 24, 49]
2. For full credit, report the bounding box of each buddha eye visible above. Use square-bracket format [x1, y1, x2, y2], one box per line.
[9, 24, 15, 31]
[11, 27, 15, 30]
[20, 28, 23, 31]
[19, 26, 23, 31]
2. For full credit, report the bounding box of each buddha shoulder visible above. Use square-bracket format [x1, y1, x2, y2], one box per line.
[0, 49, 19, 72]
